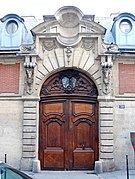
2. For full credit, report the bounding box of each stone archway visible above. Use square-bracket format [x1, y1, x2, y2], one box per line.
[20, 6, 116, 172]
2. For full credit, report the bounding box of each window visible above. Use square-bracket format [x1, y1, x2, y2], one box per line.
[6, 20, 18, 34]
[120, 19, 132, 33]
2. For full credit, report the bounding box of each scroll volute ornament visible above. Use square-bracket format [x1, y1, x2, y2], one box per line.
[40, 70, 98, 97]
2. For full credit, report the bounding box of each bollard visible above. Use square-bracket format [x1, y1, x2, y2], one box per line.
[32, 160, 41, 173]
[95, 161, 103, 174]
[4, 154, 7, 163]
[130, 132, 135, 170]
[126, 155, 129, 179]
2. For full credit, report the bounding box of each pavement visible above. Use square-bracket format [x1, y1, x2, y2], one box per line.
[25, 170, 135, 179]
[100, 170, 135, 179]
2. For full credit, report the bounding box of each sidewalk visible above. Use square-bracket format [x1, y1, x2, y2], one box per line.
[100, 170, 135, 179]
[25, 170, 135, 179]
[26, 171, 103, 179]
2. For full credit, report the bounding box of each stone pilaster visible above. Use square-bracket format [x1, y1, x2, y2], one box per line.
[98, 96, 115, 172]
[21, 99, 40, 171]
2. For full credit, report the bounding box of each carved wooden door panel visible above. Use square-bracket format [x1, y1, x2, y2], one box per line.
[39, 99, 67, 170]
[70, 100, 98, 170]
[39, 98, 98, 170]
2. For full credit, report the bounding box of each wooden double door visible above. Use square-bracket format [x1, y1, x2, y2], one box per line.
[39, 97, 98, 170]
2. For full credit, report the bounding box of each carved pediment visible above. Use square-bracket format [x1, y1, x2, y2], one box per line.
[32, 6, 106, 46]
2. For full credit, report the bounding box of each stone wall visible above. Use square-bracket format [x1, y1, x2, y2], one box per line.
[0, 100, 23, 169]
[114, 100, 135, 170]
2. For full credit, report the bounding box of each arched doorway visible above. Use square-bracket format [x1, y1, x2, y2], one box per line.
[39, 69, 99, 170]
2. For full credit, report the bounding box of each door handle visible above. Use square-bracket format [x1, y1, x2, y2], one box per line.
[82, 143, 85, 150]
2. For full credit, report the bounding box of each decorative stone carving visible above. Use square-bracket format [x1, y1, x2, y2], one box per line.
[24, 57, 36, 94]
[81, 39, 95, 51]
[65, 46, 72, 64]
[42, 39, 57, 52]
[58, 12, 80, 28]
[100, 42, 119, 54]
[61, 75, 77, 93]
[40, 69, 98, 96]
[20, 44, 35, 53]
[101, 56, 113, 94]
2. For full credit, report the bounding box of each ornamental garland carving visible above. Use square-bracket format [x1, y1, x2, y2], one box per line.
[40, 70, 98, 97]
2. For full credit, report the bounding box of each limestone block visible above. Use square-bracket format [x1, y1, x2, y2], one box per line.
[24, 108, 37, 113]
[43, 54, 53, 72]
[100, 133, 113, 140]
[100, 114, 113, 120]
[92, 72, 101, 81]
[100, 121, 113, 127]
[94, 161, 103, 174]
[101, 146, 113, 153]
[79, 50, 90, 69]
[48, 51, 59, 69]
[88, 62, 99, 75]
[24, 113, 36, 120]
[23, 120, 36, 126]
[100, 126, 113, 133]
[101, 139, 114, 146]
[32, 160, 41, 173]
[54, 48, 64, 67]
[72, 47, 82, 67]
[100, 101, 113, 107]
[23, 146, 35, 152]
[100, 152, 114, 159]
[36, 63, 48, 77]
[100, 107, 113, 114]
[23, 133, 36, 139]
[95, 78, 102, 85]
[84, 52, 95, 71]
[23, 126, 36, 133]
[22, 151, 36, 158]
[23, 138, 36, 145]
[24, 101, 37, 107]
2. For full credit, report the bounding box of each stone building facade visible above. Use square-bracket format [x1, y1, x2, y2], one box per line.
[0, 6, 135, 172]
